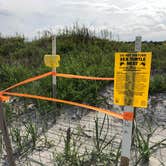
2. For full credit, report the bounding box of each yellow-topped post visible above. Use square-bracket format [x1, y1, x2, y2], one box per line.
[52, 36, 57, 99]
[44, 35, 60, 105]
[44, 55, 60, 68]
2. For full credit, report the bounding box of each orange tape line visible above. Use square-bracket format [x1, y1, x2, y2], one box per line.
[0, 96, 10, 102]
[54, 72, 114, 81]
[1, 71, 114, 93]
[0, 72, 134, 120]
[2, 72, 53, 92]
[0, 93, 10, 102]
[3, 92, 125, 120]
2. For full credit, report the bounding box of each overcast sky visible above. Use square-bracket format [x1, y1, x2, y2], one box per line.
[0, 0, 166, 41]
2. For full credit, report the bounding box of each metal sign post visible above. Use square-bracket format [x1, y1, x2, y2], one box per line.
[0, 101, 15, 166]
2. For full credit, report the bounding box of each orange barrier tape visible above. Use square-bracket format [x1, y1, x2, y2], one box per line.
[123, 112, 134, 121]
[53, 72, 114, 81]
[2, 72, 53, 92]
[1, 72, 114, 93]
[2, 92, 131, 120]
[0, 72, 134, 120]
[0, 93, 10, 102]
[0, 96, 10, 102]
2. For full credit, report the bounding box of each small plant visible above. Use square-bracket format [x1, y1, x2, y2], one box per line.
[11, 128, 23, 151]
[134, 121, 166, 165]
[53, 127, 83, 166]
[91, 115, 120, 165]
[10, 127, 28, 156]
[64, 127, 71, 159]
[42, 134, 55, 149]
[25, 122, 38, 148]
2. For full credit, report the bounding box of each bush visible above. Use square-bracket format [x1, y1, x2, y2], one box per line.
[150, 74, 166, 94]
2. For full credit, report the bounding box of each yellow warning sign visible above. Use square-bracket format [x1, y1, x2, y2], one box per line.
[44, 55, 60, 68]
[114, 52, 152, 108]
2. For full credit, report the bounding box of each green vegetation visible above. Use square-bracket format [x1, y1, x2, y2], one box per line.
[150, 74, 166, 94]
[10, 121, 39, 151]
[0, 26, 165, 105]
[134, 117, 166, 165]
[53, 115, 121, 166]
[0, 26, 165, 165]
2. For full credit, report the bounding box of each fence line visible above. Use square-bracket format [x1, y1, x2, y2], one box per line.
[0, 70, 132, 165]
[0, 71, 133, 121]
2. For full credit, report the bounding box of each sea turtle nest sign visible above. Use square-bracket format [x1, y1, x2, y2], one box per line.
[114, 52, 152, 108]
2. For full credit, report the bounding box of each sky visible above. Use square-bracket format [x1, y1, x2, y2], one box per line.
[0, 0, 166, 41]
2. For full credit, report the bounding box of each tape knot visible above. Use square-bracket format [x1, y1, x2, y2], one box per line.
[0, 92, 10, 102]
[123, 112, 134, 121]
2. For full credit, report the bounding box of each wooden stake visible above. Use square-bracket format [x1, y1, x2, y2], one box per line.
[120, 156, 129, 166]
[52, 35, 56, 99]
[0, 101, 15, 166]
[120, 106, 133, 166]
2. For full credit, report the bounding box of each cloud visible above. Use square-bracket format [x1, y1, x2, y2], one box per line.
[153, 24, 166, 31]
[0, 8, 12, 16]
[0, 0, 166, 40]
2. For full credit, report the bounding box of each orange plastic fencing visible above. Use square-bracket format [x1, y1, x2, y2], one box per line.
[2, 72, 53, 93]
[2, 92, 133, 121]
[0, 71, 133, 121]
[0, 93, 10, 102]
[1, 72, 114, 93]
[54, 72, 114, 81]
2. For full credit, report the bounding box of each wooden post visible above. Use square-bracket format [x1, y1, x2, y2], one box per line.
[120, 36, 142, 166]
[0, 101, 15, 166]
[52, 35, 56, 99]
[120, 106, 133, 166]
[135, 36, 142, 52]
